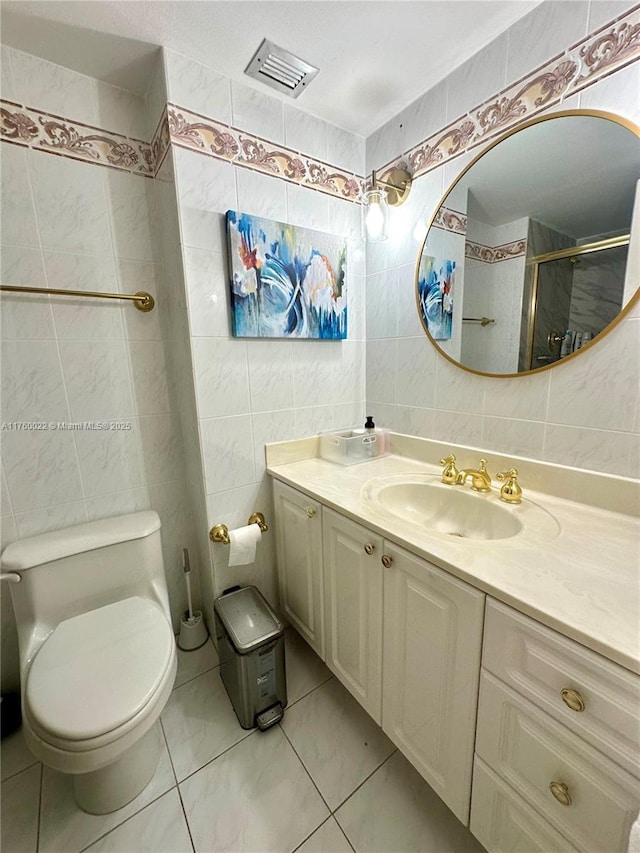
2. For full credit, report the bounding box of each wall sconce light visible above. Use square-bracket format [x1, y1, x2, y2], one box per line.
[362, 168, 412, 243]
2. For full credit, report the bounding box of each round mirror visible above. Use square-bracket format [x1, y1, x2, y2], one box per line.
[416, 110, 640, 377]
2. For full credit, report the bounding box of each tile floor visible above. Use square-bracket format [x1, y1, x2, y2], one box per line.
[1, 628, 486, 853]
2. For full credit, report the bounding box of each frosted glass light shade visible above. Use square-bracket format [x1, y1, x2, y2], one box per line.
[362, 189, 389, 242]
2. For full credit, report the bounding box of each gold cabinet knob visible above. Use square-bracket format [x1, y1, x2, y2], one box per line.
[549, 781, 572, 806]
[306, 506, 316, 518]
[561, 688, 585, 712]
[364, 542, 376, 555]
[381, 555, 393, 568]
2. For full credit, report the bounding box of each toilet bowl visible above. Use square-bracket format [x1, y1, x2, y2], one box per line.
[2, 512, 177, 814]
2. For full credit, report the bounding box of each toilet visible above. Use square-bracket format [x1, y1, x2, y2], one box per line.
[1, 511, 177, 814]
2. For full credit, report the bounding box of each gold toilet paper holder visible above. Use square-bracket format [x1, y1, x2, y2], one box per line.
[209, 512, 268, 544]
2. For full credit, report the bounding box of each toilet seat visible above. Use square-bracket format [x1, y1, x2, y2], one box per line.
[26, 597, 174, 746]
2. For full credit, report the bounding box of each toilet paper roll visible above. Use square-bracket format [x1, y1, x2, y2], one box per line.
[228, 523, 262, 566]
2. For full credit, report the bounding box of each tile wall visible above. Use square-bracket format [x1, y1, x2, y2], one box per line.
[162, 48, 367, 626]
[570, 247, 628, 331]
[0, 40, 367, 677]
[463, 216, 528, 374]
[0, 48, 199, 693]
[1, 2, 639, 690]
[148, 149, 211, 631]
[365, 1, 640, 475]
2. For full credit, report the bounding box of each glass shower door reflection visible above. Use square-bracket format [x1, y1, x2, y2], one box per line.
[528, 243, 628, 369]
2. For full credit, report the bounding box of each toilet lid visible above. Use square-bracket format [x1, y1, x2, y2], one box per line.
[26, 597, 174, 741]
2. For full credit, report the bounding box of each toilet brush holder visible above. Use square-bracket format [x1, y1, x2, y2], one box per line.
[177, 610, 208, 651]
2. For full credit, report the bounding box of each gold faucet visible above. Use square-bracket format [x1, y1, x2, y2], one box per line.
[456, 458, 492, 492]
[497, 468, 523, 504]
[439, 454, 459, 485]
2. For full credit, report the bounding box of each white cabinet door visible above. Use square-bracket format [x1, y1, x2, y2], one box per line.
[382, 541, 485, 824]
[273, 480, 324, 659]
[322, 508, 384, 723]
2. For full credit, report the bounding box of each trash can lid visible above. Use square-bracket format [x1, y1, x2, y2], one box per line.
[214, 586, 283, 653]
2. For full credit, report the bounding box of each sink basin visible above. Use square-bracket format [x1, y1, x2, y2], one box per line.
[362, 474, 535, 541]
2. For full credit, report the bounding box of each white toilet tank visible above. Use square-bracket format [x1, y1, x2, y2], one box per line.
[2, 511, 171, 668]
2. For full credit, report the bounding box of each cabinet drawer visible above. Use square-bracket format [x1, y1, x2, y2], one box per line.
[483, 600, 640, 779]
[476, 670, 640, 853]
[471, 757, 581, 853]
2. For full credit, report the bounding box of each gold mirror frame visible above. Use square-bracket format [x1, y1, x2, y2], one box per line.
[415, 109, 640, 379]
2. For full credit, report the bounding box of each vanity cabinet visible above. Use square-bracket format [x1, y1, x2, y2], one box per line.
[271, 478, 640, 849]
[381, 541, 485, 824]
[272, 481, 485, 825]
[273, 480, 324, 659]
[322, 508, 383, 723]
[471, 601, 640, 853]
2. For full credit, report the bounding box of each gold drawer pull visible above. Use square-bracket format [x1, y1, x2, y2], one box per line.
[561, 688, 585, 712]
[305, 507, 316, 518]
[381, 555, 393, 568]
[364, 542, 376, 555]
[549, 781, 572, 806]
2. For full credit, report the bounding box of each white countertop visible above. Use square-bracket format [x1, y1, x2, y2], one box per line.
[267, 436, 640, 675]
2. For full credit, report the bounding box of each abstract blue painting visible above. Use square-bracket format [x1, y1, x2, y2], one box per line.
[417, 255, 455, 340]
[226, 211, 347, 339]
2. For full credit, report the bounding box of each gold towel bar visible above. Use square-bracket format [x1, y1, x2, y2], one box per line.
[210, 512, 268, 544]
[462, 316, 495, 326]
[0, 284, 155, 312]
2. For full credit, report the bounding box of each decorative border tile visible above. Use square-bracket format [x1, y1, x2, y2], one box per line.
[167, 104, 363, 202]
[0, 96, 364, 200]
[1, 4, 637, 196]
[379, 4, 640, 184]
[431, 206, 467, 234]
[0, 100, 36, 146]
[0, 102, 154, 177]
[405, 118, 476, 178]
[465, 239, 527, 264]
[301, 159, 362, 200]
[430, 205, 526, 261]
[168, 106, 238, 161]
[577, 13, 640, 83]
[151, 105, 171, 174]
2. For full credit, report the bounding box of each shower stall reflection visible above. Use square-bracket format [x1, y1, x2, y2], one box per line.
[522, 237, 630, 371]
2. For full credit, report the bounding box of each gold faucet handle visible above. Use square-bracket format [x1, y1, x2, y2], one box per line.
[479, 459, 490, 477]
[497, 468, 523, 504]
[439, 454, 459, 484]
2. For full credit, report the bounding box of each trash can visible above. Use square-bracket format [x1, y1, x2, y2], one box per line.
[214, 585, 287, 730]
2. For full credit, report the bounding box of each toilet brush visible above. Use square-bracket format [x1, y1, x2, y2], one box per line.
[177, 548, 209, 651]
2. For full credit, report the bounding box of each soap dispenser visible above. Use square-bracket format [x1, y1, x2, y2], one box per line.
[364, 415, 376, 456]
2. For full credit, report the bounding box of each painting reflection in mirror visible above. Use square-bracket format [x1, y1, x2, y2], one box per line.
[417, 255, 455, 340]
[417, 112, 640, 376]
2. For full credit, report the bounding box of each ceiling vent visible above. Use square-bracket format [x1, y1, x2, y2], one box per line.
[244, 39, 319, 98]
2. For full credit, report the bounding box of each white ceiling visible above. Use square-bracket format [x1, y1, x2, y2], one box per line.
[1, 0, 541, 137]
